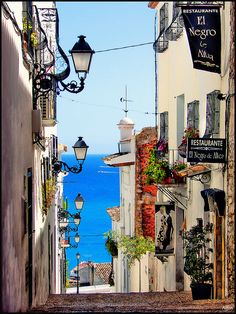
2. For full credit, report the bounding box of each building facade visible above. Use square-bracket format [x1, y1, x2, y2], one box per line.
[148, 0, 235, 298]
[104, 117, 158, 293]
[1, 1, 65, 311]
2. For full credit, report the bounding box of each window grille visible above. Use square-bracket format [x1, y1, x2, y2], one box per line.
[187, 100, 199, 130]
[153, 3, 169, 53]
[165, 2, 184, 41]
[204, 90, 220, 137]
[40, 91, 56, 125]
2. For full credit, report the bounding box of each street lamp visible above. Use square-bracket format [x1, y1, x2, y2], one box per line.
[52, 137, 89, 175]
[76, 252, 81, 294]
[74, 193, 84, 210]
[33, 35, 94, 99]
[74, 233, 80, 243]
[59, 224, 79, 234]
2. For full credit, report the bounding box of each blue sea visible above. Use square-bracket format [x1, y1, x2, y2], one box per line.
[61, 154, 120, 273]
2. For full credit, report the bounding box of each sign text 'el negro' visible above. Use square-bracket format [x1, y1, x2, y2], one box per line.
[182, 6, 221, 73]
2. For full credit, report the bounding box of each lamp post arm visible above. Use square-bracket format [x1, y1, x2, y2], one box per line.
[57, 77, 85, 94]
[52, 158, 82, 174]
[59, 225, 79, 234]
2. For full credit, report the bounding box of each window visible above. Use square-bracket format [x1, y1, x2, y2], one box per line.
[40, 91, 57, 124]
[187, 100, 199, 130]
[22, 1, 34, 56]
[51, 135, 58, 159]
[154, 3, 169, 53]
[160, 3, 169, 34]
[165, 2, 183, 41]
[160, 111, 168, 140]
[204, 90, 220, 137]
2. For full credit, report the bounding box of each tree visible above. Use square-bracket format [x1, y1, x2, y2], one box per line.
[104, 231, 155, 267]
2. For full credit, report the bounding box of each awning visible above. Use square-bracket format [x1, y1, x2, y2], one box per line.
[201, 188, 225, 216]
[177, 164, 211, 177]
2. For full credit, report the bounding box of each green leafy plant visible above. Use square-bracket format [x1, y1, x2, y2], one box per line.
[105, 231, 155, 267]
[171, 161, 187, 172]
[22, 16, 38, 47]
[182, 222, 213, 287]
[105, 231, 118, 257]
[42, 178, 56, 215]
[144, 148, 171, 184]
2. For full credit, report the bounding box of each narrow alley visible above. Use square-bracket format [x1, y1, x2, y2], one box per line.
[28, 291, 234, 313]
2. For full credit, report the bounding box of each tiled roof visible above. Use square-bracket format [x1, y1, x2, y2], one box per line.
[94, 262, 112, 284]
[106, 206, 120, 221]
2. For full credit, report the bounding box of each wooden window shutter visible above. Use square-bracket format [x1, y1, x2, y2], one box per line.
[213, 91, 220, 134]
[194, 101, 199, 130]
[187, 101, 199, 129]
[160, 112, 165, 139]
[187, 102, 194, 128]
[204, 90, 220, 137]
[164, 111, 168, 140]
[160, 111, 168, 139]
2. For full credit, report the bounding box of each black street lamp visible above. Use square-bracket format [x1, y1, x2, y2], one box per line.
[59, 233, 80, 249]
[33, 35, 94, 99]
[52, 137, 89, 175]
[74, 193, 84, 210]
[76, 252, 80, 294]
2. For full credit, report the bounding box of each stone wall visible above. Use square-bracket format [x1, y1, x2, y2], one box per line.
[226, 1, 235, 298]
[135, 127, 157, 239]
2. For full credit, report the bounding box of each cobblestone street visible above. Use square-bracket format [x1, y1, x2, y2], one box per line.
[28, 291, 234, 313]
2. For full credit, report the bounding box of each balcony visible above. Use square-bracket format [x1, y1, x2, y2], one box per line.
[144, 148, 187, 187]
[40, 91, 57, 126]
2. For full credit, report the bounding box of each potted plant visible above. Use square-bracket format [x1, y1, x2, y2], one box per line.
[22, 16, 38, 49]
[171, 161, 187, 183]
[182, 220, 214, 300]
[178, 127, 199, 158]
[105, 233, 118, 257]
[144, 148, 172, 185]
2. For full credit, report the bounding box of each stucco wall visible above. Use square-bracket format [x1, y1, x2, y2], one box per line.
[1, 8, 34, 311]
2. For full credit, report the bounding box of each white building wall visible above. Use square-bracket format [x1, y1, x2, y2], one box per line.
[153, 1, 231, 294]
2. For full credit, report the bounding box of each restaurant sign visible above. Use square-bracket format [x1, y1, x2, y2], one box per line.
[187, 138, 226, 163]
[182, 6, 221, 73]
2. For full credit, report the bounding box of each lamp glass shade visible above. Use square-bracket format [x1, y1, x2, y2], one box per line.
[73, 137, 89, 161]
[59, 219, 69, 228]
[74, 233, 80, 243]
[74, 193, 84, 210]
[74, 213, 81, 225]
[76, 252, 80, 260]
[70, 35, 94, 73]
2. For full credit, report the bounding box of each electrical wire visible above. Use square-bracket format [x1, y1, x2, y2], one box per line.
[56, 41, 154, 60]
[57, 95, 155, 115]
[95, 41, 154, 53]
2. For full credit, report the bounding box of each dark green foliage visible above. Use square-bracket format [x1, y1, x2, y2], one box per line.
[182, 222, 214, 287]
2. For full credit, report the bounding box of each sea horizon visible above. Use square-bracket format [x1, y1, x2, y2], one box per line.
[61, 153, 120, 272]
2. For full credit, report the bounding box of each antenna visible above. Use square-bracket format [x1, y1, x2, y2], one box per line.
[120, 85, 133, 117]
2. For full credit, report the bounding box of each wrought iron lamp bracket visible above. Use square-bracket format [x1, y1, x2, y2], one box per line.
[59, 225, 79, 234]
[52, 157, 82, 175]
[57, 77, 85, 95]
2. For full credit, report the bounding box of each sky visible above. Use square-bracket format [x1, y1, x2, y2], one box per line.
[56, 1, 157, 154]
